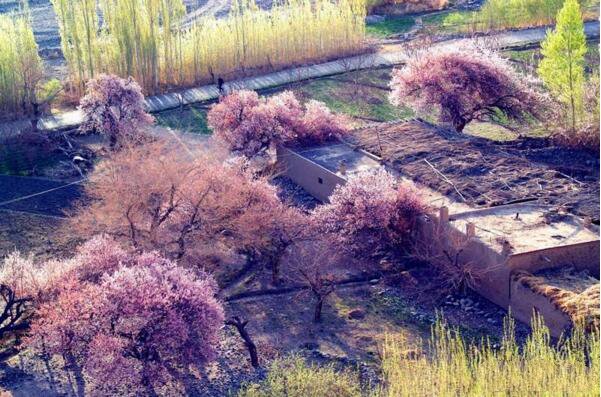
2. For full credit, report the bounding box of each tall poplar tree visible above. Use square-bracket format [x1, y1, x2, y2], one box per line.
[538, 0, 587, 134]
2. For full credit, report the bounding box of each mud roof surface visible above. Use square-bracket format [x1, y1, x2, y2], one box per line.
[292, 142, 381, 176]
[450, 203, 599, 254]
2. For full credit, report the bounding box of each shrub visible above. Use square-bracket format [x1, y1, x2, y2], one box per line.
[238, 356, 362, 397]
[27, 243, 224, 395]
[208, 90, 349, 158]
[79, 74, 153, 150]
[390, 45, 546, 132]
[70, 141, 305, 269]
[379, 314, 600, 396]
[311, 169, 426, 257]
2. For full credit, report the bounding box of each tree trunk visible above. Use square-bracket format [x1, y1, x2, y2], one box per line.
[271, 258, 280, 285]
[226, 317, 260, 368]
[314, 298, 324, 323]
[453, 118, 467, 133]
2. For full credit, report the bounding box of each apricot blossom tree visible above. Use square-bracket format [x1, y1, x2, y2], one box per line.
[389, 46, 546, 132]
[27, 241, 224, 395]
[312, 169, 426, 257]
[79, 74, 153, 149]
[70, 142, 306, 270]
[208, 90, 349, 158]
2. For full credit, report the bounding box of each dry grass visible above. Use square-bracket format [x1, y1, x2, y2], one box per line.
[514, 268, 600, 332]
[379, 314, 600, 396]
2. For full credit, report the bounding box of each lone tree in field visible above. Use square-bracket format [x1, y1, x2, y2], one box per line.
[538, 0, 587, 134]
[27, 242, 224, 396]
[390, 46, 545, 132]
[79, 74, 153, 150]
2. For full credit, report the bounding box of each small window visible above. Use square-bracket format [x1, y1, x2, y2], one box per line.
[318, 177, 323, 184]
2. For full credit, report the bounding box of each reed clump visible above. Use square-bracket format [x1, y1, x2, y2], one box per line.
[379, 314, 600, 396]
[52, 0, 366, 96]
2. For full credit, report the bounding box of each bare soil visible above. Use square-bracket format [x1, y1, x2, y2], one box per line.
[351, 120, 600, 222]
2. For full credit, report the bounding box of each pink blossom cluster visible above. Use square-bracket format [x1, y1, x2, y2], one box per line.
[208, 90, 349, 157]
[26, 237, 224, 395]
[312, 169, 427, 257]
[389, 45, 545, 132]
[79, 74, 154, 149]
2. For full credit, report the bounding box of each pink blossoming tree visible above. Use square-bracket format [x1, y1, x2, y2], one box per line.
[312, 169, 427, 257]
[27, 239, 224, 396]
[208, 90, 349, 158]
[389, 46, 546, 132]
[70, 142, 307, 272]
[79, 74, 153, 150]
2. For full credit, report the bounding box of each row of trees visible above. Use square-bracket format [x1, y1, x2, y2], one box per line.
[53, 0, 366, 96]
[471, 0, 596, 31]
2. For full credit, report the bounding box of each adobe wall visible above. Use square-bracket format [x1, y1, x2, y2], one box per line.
[507, 241, 600, 278]
[276, 146, 346, 202]
[509, 280, 573, 338]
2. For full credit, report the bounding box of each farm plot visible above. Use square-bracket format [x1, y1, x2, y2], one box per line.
[350, 120, 600, 221]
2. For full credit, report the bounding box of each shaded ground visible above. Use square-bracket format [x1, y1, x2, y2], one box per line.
[0, 210, 78, 261]
[0, 175, 82, 217]
[351, 120, 600, 221]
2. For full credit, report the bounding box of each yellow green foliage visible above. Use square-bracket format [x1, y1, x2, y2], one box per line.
[52, 0, 366, 95]
[538, 0, 587, 133]
[379, 315, 600, 396]
[0, 12, 43, 119]
[237, 356, 362, 397]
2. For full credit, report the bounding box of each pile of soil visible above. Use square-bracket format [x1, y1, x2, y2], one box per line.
[350, 120, 600, 222]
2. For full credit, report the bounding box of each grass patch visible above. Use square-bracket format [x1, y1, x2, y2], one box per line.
[154, 106, 211, 134]
[422, 10, 475, 34]
[288, 69, 413, 122]
[366, 16, 415, 38]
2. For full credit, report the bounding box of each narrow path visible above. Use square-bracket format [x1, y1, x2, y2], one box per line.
[35, 21, 600, 132]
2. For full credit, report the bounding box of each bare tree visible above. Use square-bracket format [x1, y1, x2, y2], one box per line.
[225, 316, 259, 368]
[0, 284, 31, 339]
[290, 240, 340, 323]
